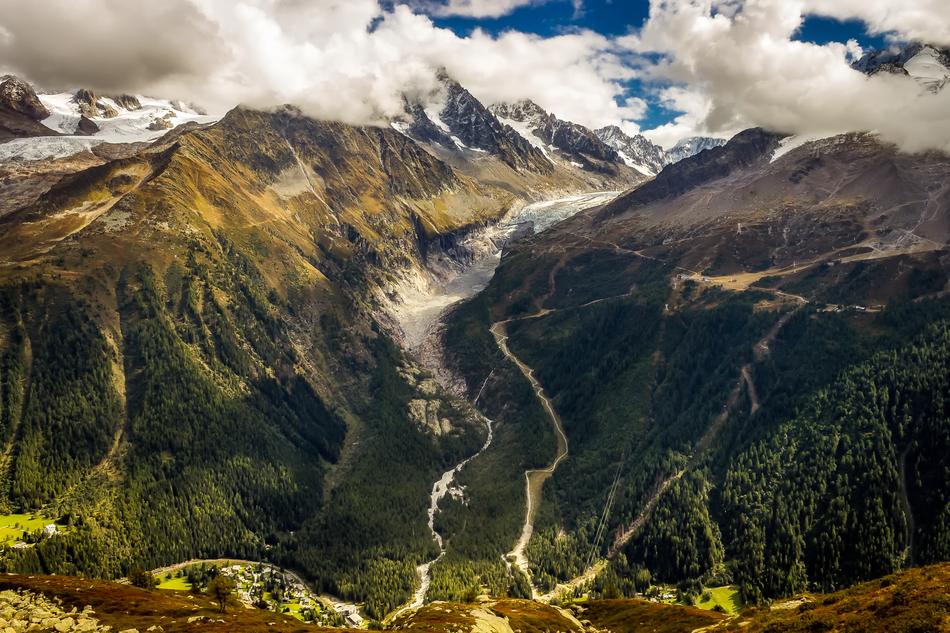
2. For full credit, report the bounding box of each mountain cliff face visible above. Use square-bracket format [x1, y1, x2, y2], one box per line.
[398, 75, 553, 174]
[599, 127, 782, 217]
[0, 76, 55, 141]
[594, 125, 667, 176]
[489, 99, 628, 173]
[595, 125, 728, 175]
[666, 135, 727, 163]
[397, 78, 643, 194]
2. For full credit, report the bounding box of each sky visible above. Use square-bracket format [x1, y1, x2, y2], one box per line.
[0, 0, 949, 151]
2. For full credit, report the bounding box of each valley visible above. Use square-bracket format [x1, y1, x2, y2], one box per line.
[0, 26, 947, 632]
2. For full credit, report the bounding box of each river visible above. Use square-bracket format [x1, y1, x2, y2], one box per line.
[388, 190, 620, 614]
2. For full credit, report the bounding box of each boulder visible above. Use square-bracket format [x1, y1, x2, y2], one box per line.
[76, 116, 100, 135]
[54, 616, 75, 632]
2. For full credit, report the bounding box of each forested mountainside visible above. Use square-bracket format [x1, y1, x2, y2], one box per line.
[0, 103, 538, 618]
[437, 129, 950, 605]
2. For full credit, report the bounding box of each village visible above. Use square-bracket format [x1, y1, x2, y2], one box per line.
[154, 560, 366, 628]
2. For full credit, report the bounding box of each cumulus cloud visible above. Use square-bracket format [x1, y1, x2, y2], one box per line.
[626, 0, 950, 153]
[0, 0, 630, 130]
[0, 0, 226, 94]
[1, 0, 948, 152]
[804, 0, 950, 48]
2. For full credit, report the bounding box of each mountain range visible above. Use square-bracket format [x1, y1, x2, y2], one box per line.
[0, 41, 947, 632]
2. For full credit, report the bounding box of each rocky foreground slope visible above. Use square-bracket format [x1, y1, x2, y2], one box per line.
[0, 563, 945, 632]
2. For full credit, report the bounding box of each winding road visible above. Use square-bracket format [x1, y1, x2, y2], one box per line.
[490, 316, 569, 596]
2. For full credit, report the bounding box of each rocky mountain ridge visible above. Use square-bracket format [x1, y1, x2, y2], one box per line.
[489, 99, 625, 172]
[595, 125, 727, 175]
[396, 74, 552, 174]
[853, 43, 950, 92]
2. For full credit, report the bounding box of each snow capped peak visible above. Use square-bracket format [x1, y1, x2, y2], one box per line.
[666, 136, 727, 163]
[595, 126, 665, 176]
[37, 91, 217, 142]
[1, 77, 220, 162]
[488, 100, 551, 129]
[853, 43, 950, 93]
[393, 74, 552, 173]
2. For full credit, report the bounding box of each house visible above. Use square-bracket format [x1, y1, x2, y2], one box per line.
[43, 524, 57, 537]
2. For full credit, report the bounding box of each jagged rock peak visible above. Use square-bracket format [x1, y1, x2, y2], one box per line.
[72, 89, 118, 118]
[490, 99, 622, 168]
[666, 136, 727, 164]
[0, 75, 50, 120]
[595, 125, 667, 175]
[396, 73, 553, 174]
[489, 99, 551, 125]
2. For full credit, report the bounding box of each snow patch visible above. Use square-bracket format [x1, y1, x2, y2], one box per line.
[904, 46, 950, 90]
[0, 92, 221, 162]
[617, 150, 656, 176]
[0, 136, 104, 161]
[495, 114, 548, 156]
[770, 133, 832, 163]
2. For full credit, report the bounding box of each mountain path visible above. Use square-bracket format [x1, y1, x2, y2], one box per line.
[537, 301, 801, 603]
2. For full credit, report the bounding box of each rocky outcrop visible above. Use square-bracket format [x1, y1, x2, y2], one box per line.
[596, 125, 667, 175]
[0, 76, 50, 121]
[112, 95, 141, 110]
[491, 99, 623, 171]
[0, 589, 106, 632]
[400, 74, 553, 174]
[0, 75, 55, 142]
[76, 116, 100, 135]
[146, 112, 174, 131]
[73, 89, 118, 119]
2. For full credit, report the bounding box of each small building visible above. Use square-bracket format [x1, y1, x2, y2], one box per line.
[43, 524, 57, 537]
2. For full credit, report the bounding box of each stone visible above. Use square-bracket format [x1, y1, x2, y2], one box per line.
[75, 619, 98, 633]
[54, 617, 75, 632]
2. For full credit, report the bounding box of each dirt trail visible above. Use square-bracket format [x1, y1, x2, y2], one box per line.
[491, 317, 568, 597]
[539, 304, 802, 603]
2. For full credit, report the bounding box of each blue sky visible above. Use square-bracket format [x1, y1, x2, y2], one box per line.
[424, 0, 889, 132]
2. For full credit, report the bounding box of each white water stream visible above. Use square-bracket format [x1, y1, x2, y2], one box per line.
[389, 191, 620, 616]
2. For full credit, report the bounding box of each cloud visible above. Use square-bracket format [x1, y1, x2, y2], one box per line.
[0, 0, 634, 131]
[804, 0, 950, 47]
[409, 0, 545, 18]
[407, 0, 584, 19]
[0, 0, 226, 94]
[641, 86, 724, 149]
[625, 0, 950, 153]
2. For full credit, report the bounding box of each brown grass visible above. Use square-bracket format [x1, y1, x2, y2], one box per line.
[576, 598, 724, 633]
[0, 574, 338, 633]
